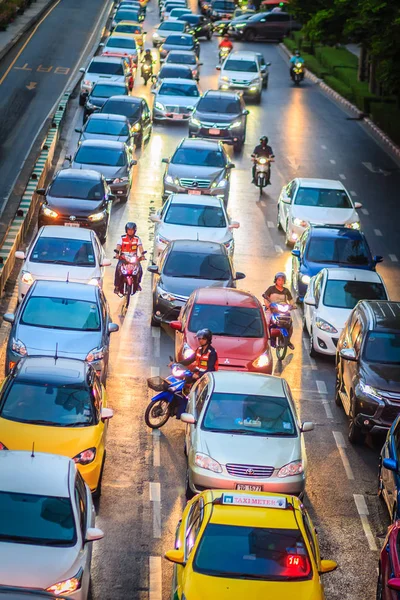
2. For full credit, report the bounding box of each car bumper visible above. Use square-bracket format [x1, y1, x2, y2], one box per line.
[38, 214, 109, 239]
[153, 295, 187, 322]
[78, 448, 105, 492]
[153, 108, 193, 121]
[218, 82, 262, 96]
[108, 181, 130, 198]
[312, 328, 341, 356]
[353, 388, 400, 432]
[189, 124, 244, 144]
[163, 181, 228, 200]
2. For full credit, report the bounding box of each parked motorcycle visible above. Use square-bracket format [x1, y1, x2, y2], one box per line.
[252, 156, 274, 195]
[141, 63, 153, 85]
[219, 45, 231, 63]
[145, 363, 192, 429]
[291, 62, 304, 85]
[114, 250, 146, 313]
[268, 303, 295, 361]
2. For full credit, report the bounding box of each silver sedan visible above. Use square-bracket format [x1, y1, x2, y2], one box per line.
[152, 78, 201, 121]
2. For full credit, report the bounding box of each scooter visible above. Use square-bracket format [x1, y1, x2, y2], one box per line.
[114, 250, 146, 312]
[252, 156, 274, 196]
[291, 62, 304, 85]
[219, 45, 231, 63]
[141, 62, 153, 85]
[145, 363, 192, 429]
[268, 303, 295, 361]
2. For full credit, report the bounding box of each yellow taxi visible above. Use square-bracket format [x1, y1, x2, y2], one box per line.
[0, 357, 113, 496]
[165, 490, 337, 600]
[113, 21, 146, 50]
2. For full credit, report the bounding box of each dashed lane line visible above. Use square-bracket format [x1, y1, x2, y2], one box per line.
[389, 254, 398, 262]
[316, 380, 333, 419]
[330, 159, 336, 164]
[275, 245, 283, 254]
[316, 380, 327, 394]
[321, 145, 327, 150]
[149, 556, 162, 600]
[149, 482, 161, 539]
[361, 208, 369, 215]
[374, 229, 382, 236]
[350, 190, 357, 196]
[339, 173, 346, 179]
[152, 430, 161, 468]
[152, 326, 161, 358]
[353, 494, 378, 551]
[151, 366, 160, 377]
[267, 221, 274, 228]
[332, 431, 355, 480]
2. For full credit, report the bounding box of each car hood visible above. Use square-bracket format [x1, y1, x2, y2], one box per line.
[159, 275, 231, 298]
[198, 430, 301, 469]
[317, 305, 350, 332]
[45, 196, 105, 216]
[13, 323, 102, 360]
[167, 164, 225, 181]
[222, 69, 260, 81]
[85, 73, 125, 85]
[71, 161, 124, 179]
[24, 262, 100, 284]
[156, 94, 200, 107]
[360, 363, 400, 393]
[194, 110, 238, 124]
[158, 223, 230, 244]
[291, 205, 358, 225]
[80, 132, 130, 144]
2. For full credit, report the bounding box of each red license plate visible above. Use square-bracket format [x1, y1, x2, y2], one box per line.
[188, 189, 201, 195]
[209, 128, 220, 135]
[173, 114, 184, 119]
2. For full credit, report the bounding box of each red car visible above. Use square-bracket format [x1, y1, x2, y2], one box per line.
[378, 521, 400, 599]
[169, 287, 273, 373]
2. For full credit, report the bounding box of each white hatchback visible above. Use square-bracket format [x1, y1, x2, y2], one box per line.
[150, 194, 239, 261]
[0, 451, 104, 599]
[15, 226, 111, 303]
[304, 267, 388, 356]
[277, 178, 363, 246]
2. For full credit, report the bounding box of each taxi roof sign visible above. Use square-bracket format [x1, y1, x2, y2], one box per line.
[221, 493, 288, 509]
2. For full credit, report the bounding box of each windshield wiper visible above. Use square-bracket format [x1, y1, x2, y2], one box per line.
[29, 419, 61, 426]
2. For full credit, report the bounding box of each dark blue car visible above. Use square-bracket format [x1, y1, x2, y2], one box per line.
[379, 414, 400, 520]
[291, 225, 383, 302]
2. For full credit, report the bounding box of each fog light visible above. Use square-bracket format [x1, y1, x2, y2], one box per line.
[364, 419, 370, 426]
[317, 338, 327, 349]
[291, 233, 298, 241]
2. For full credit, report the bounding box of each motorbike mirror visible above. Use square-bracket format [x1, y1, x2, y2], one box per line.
[169, 320, 182, 331]
[108, 322, 119, 333]
[235, 272, 246, 280]
[216, 65, 221, 70]
[181, 412, 196, 425]
[100, 258, 112, 267]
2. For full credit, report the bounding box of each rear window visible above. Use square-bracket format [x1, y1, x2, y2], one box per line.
[21, 297, 101, 331]
[197, 96, 240, 114]
[323, 280, 387, 309]
[87, 61, 124, 75]
[294, 187, 352, 208]
[165, 35, 193, 45]
[48, 178, 104, 200]
[159, 66, 193, 79]
[74, 145, 126, 167]
[224, 59, 258, 72]
[115, 23, 142, 33]
[85, 118, 129, 136]
[212, 1, 235, 9]
[172, 147, 225, 167]
[163, 250, 230, 280]
[306, 237, 370, 265]
[30, 238, 96, 267]
[189, 304, 264, 337]
[159, 21, 186, 30]
[165, 203, 226, 228]
[159, 82, 199, 96]
[106, 37, 136, 49]
[91, 83, 126, 97]
[101, 99, 141, 119]
[115, 9, 139, 20]
[167, 52, 196, 64]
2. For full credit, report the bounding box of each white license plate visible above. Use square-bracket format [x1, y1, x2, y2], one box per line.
[173, 114, 183, 119]
[188, 189, 201, 195]
[64, 223, 80, 227]
[235, 484, 263, 492]
[209, 128, 220, 135]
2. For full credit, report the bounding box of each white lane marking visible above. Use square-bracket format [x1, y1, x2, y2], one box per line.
[350, 190, 357, 197]
[339, 173, 346, 180]
[149, 557, 162, 600]
[316, 380, 332, 418]
[152, 326, 161, 358]
[321, 145, 327, 150]
[374, 229, 382, 236]
[149, 482, 161, 538]
[330, 159, 336, 164]
[152, 327, 161, 338]
[316, 380, 327, 394]
[332, 431, 355, 480]
[275, 245, 283, 254]
[301, 337, 317, 368]
[151, 366, 160, 377]
[309, 358, 318, 371]
[322, 401, 333, 419]
[302, 338, 308, 351]
[353, 494, 378, 551]
[267, 221, 275, 228]
[149, 481, 161, 501]
[389, 254, 398, 262]
[152, 430, 161, 468]
[361, 208, 369, 215]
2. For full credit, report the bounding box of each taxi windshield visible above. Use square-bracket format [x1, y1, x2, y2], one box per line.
[201, 392, 296, 436]
[194, 524, 312, 581]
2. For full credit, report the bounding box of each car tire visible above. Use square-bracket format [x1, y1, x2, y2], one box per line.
[185, 470, 195, 501]
[377, 460, 384, 499]
[207, 30, 212, 40]
[233, 140, 243, 153]
[254, 93, 262, 105]
[79, 94, 86, 107]
[348, 413, 365, 445]
[302, 312, 307, 333]
[334, 370, 343, 407]
[92, 451, 106, 500]
[309, 330, 318, 358]
[119, 194, 128, 203]
[277, 206, 283, 230]
[244, 28, 255, 41]
[263, 76, 269, 90]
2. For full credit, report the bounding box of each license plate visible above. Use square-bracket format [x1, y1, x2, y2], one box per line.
[64, 222, 80, 227]
[188, 189, 201, 195]
[173, 114, 183, 119]
[209, 128, 220, 135]
[235, 484, 263, 491]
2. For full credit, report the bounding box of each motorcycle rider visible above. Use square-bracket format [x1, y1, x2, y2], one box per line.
[218, 33, 233, 52]
[179, 328, 219, 381]
[251, 135, 274, 184]
[141, 49, 154, 74]
[262, 272, 296, 350]
[290, 50, 305, 79]
[114, 222, 145, 294]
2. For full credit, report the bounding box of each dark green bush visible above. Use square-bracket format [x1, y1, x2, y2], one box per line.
[323, 75, 354, 103]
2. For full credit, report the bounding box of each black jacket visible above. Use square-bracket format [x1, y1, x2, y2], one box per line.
[253, 143, 274, 158]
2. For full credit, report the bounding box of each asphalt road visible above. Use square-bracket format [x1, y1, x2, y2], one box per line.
[1, 0, 400, 598]
[0, 0, 111, 211]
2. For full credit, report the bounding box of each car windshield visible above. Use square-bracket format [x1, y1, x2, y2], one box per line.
[85, 118, 129, 136]
[202, 392, 295, 435]
[306, 237, 370, 265]
[364, 331, 400, 364]
[172, 148, 225, 167]
[102, 100, 141, 119]
[159, 21, 186, 30]
[164, 203, 226, 227]
[106, 37, 136, 49]
[163, 251, 230, 280]
[212, 1, 235, 9]
[197, 96, 240, 114]
[323, 280, 387, 309]
[194, 524, 311, 581]
[0, 491, 76, 547]
[74, 146, 126, 166]
[159, 66, 193, 79]
[30, 238, 96, 266]
[115, 24, 142, 33]
[167, 52, 196, 64]
[294, 187, 352, 208]
[159, 82, 199, 96]
[48, 178, 104, 200]
[165, 35, 192, 45]
[21, 297, 101, 331]
[88, 61, 124, 75]
[189, 304, 264, 337]
[0, 382, 96, 427]
[115, 9, 139, 20]
[91, 84, 126, 98]
[224, 59, 258, 72]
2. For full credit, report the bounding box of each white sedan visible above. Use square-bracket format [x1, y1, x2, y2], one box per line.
[277, 178, 362, 246]
[303, 267, 388, 356]
[15, 226, 111, 303]
[149, 194, 239, 261]
[0, 451, 104, 599]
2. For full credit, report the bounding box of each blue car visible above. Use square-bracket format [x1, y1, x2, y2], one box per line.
[379, 414, 400, 520]
[291, 225, 383, 302]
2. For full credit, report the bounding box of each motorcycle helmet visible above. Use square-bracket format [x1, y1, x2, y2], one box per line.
[125, 222, 137, 234]
[196, 328, 212, 343]
[274, 272, 287, 283]
[145, 48, 151, 54]
[295, 49, 300, 56]
[260, 135, 269, 144]
[223, 33, 229, 38]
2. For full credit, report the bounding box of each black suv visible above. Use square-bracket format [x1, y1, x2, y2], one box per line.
[183, 14, 213, 39]
[335, 300, 400, 444]
[230, 11, 301, 41]
[188, 90, 249, 151]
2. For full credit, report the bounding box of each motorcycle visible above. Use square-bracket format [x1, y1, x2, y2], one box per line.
[114, 250, 146, 313]
[291, 62, 304, 85]
[145, 363, 193, 429]
[268, 303, 295, 361]
[141, 62, 153, 85]
[219, 45, 231, 63]
[252, 155, 274, 196]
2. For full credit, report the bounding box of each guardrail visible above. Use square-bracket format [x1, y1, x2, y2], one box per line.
[0, 92, 69, 297]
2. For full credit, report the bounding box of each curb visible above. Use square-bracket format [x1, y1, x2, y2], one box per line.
[279, 43, 400, 160]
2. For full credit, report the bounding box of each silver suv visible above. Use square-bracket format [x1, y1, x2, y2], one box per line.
[79, 56, 130, 106]
[218, 50, 263, 103]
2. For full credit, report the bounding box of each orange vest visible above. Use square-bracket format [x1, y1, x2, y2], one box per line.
[121, 235, 140, 254]
[195, 346, 219, 373]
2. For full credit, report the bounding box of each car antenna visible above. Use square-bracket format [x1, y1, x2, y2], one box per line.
[55, 343, 58, 363]
[66, 271, 69, 283]
[31, 442, 35, 458]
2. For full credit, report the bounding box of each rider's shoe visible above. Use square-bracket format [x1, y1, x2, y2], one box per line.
[288, 342, 295, 350]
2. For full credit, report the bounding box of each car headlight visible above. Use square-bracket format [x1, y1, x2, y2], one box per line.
[88, 277, 101, 286]
[11, 338, 27, 357]
[46, 570, 83, 596]
[21, 271, 34, 285]
[165, 174, 174, 184]
[113, 177, 129, 184]
[156, 233, 169, 245]
[301, 274, 311, 285]
[155, 101, 165, 111]
[359, 380, 383, 400]
[194, 452, 222, 473]
[211, 179, 227, 189]
[293, 217, 308, 227]
[252, 351, 271, 368]
[159, 288, 176, 302]
[220, 75, 229, 82]
[133, 122, 141, 131]
[315, 318, 338, 334]
[251, 77, 261, 84]
[346, 221, 360, 230]
[190, 117, 201, 127]
[229, 120, 242, 129]
[277, 460, 303, 478]
[86, 347, 105, 362]
[182, 343, 195, 360]
[42, 206, 58, 218]
[88, 211, 105, 222]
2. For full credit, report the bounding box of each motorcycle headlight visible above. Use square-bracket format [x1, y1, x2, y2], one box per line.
[86, 347, 104, 362]
[194, 452, 222, 473]
[258, 158, 267, 164]
[156, 233, 169, 245]
[133, 122, 141, 131]
[46, 570, 83, 595]
[301, 274, 311, 285]
[277, 460, 303, 478]
[182, 343, 195, 360]
[293, 217, 308, 227]
[315, 318, 338, 334]
[190, 117, 201, 127]
[11, 338, 27, 357]
[359, 381, 383, 400]
[346, 221, 360, 230]
[165, 174, 174, 184]
[252, 351, 271, 368]
[73, 448, 96, 465]
[295, 62, 303, 68]
[42, 206, 58, 218]
[88, 211, 105, 222]
[155, 101, 165, 111]
[21, 271, 34, 285]
[229, 120, 241, 129]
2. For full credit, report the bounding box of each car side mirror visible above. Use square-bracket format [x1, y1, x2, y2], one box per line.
[162, 157, 170, 163]
[228, 221, 240, 229]
[108, 193, 116, 201]
[165, 549, 185, 565]
[151, 89, 156, 94]
[388, 578, 400, 591]
[340, 347, 357, 361]
[227, 162, 235, 169]
[169, 320, 182, 331]
[36, 188, 46, 195]
[101, 407, 114, 421]
[216, 65, 221, 70]
[79, 67, 85, 73]
[319, 560, 338, 574]
[3, 313, 15, 324]
[181, 412, 196, 425]
[75, 128, 83, 133]
[383, 458, 398, 472]
[85, 527, 104, 543]
[99, 42, 105, 47]
[266, 61, 271, 66]
[150, 214, 162, 223]
[147, 265, 159, 274]
[260, 65, 266, 72]
[373, 255, 383, 264]
[291, 249, 300, 258]
[281, 193, 291, 204]
[108, 322, 119, 333]
[15, 251, 26, 260]
[243, 109, 249, 115]
[304, 296, 315, 306]
[130, 159, 137, 167]
[301, 421, 314, 432]
[235, 272, 246, 280]
[65, 155, 72, 163]
[354, 201, 362, 209]
[101, 258, 112, 267]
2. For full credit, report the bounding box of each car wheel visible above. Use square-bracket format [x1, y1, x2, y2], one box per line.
[309, 330, 318, 358]
[377, 459, 384, 498]
[264, 75, 269, 90]
[185, 470, 195, 501]
[119, 194, 128, 203]
[277, 206, 283, 230]
[92, 451, 106, 500]
[207, 30, 212, 40]
[244, 28, 255, 41]
[348, 414, 365, 445]
[285, 220, 293, 246]
[254, 93, 262, 105]
[334, 369, 343, 407]
[79, 94, 86, 107]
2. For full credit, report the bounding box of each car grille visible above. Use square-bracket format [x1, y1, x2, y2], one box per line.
[165, 105, 190, 114]
[382, 390, 400, 401]
[226, 463, 275, 478]
[201, 122, 230, 129]
[381, 405, 400, 424]
[179, 178, 211, 188]
[231, 79, 251, 85]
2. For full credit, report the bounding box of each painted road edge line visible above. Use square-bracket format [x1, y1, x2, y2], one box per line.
[149, 482, 161, 539]
[353, 494, 378, 551]
[332, 431, 355, 480]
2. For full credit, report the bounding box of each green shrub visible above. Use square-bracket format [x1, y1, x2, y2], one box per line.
[284, 37, 297, 53]
[302, 52, 330, 78]
[370, 104, 400, 145]
[315, 46, 358, 72]
[323, 75, 354, 103]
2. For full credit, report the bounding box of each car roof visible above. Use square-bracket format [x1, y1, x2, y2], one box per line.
[360, 301, 400, 331]
[14, 356, 88, 385]
[90, 55, 124, 65]
[55, 168, 102, 181]
[170, 239, 224, 254]
[180, 137, 221, 150]
[159, 77, 196, 85]
[164, 33, 193, 41]
[30, 279, 98, 300]
[109, 33, 136, 40]
[160, 64, 192, 72]
[209, 371, 286, 396]
[194, 287, 260, 308]
[0, 451, 73, 497]
[169, 194, 223, 207]
[324, 268, 383, 283]
[38, 225, 93, 241]
[202, 90, 241, 101]
[159, 18, 187, 24]
[296, 178, 346, 190]
[78, 139, 126, 149]
[227, 51, 258, 60]
[103, 95, 142, 104]
[88, 112, 128, 122]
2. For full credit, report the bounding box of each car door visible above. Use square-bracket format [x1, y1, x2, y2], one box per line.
[279, 179, 297, 230]
[74, 473, 92, 596]
[382, 424, 400, 516]
[141, 99, 152, 137]
[99, 289, 111, 359]
[292, 230, 307, 292]
[342, 316, 364, 415]
[310, 271, 325, 333]
[175, 294, 195, 359]
[186, 380, 209, 457]
[302, 509, 321, 570]
[92, 233, 106, 280]
[173, 498, 204, 597]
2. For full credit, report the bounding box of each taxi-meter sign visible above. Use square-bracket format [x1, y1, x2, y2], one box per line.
[222, 493, 287, 509]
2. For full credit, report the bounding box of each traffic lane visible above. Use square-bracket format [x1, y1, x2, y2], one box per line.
[0, 0, 110, 205]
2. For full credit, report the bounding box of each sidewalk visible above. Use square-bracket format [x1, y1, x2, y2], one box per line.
[346, 43, 361, 58]
[0, 0, 55, 61]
